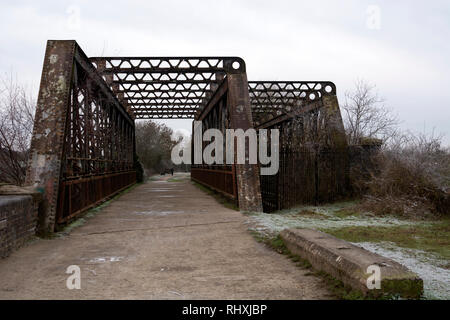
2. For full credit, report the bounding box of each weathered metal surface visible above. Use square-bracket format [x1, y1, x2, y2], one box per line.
[25, 40, 76, 233]
[28, 39, 349, 223]
[249, 81, 336, 126]
[227, 73, 263, 212]
[90, 57, 244, 119]
[26, 41, 136, 232]
[54, 45, 137, 224]
[190, 70, 263, 212]
[256, 91, 349, 212]
[57, 171, 136, 223]
[191, 166, 236, 200]
[191, 77, 237, 202]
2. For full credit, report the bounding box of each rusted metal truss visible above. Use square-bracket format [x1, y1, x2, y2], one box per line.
[27, 40, 350, 232]
[257, 95, 349, 212]
[90, 56, 267, 212]
[26, 41, 137, 232]
[90, 56, 245, 119]
[57, 47, 136, 223]
[88, 58, 336, 124]
[245, 81, 349, 212]
[191, 78, 237, 201]
[248, 81, 336, 125]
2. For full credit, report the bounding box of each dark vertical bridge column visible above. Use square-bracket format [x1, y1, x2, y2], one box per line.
[226, 71, 263, 212]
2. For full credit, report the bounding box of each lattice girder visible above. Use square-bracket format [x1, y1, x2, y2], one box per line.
[90, 57, 245, 119]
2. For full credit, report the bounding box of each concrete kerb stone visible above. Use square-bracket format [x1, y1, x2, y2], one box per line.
[280, 228, 423, 298]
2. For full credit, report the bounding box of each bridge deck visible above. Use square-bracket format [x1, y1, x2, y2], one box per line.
[0, 173, 330, 299]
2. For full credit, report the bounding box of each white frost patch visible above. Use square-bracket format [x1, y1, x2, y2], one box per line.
[355, 242, 450, 300]
[246, 204, 448, 299]
[247, 210, 418, 233]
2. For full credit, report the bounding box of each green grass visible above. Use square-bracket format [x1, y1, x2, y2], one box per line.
[320, 218, 450, 260]
[294, 209, 328, 219]
[333, 207, 362, 218]
[191, 181, 239, 211]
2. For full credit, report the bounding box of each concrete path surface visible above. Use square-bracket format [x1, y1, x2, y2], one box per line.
[0, 173, 330, 299]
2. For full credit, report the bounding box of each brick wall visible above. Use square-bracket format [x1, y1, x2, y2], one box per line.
[0, 187, 41, 258]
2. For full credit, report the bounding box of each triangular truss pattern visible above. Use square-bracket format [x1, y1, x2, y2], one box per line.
[248, 81, 336, 126]
[90, 57, 244, 119]
[90, 57, 336, 120]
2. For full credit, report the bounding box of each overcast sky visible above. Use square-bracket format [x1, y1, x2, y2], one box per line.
[1, 0, 449, 144]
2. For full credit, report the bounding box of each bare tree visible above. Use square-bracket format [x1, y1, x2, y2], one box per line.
[0, 73, 35, 185]
[342, 79, 399, 145]
[341, 80, 449, 217]
[135, 120, 177, 175]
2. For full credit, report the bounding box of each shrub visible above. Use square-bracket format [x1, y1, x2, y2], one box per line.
[359, 133, 450, 218]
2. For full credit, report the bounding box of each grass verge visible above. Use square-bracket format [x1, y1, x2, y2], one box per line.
[320, 218, 450, 261]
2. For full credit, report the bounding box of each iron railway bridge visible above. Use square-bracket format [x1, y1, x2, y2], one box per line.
[26, 40, 349, 233]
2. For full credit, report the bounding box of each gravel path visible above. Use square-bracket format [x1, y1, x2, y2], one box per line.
[0, 174, 331, 299]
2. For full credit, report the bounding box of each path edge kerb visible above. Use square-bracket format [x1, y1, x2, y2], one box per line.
[280, 228, 423, 299]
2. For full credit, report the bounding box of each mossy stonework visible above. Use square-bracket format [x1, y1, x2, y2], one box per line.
[280, 228, 423, 299]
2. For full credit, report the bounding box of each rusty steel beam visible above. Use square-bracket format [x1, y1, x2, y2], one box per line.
[256, 100, 324, 129]
[26, 40, 137, 233]
[195, 78, 228, 121]
[90, 57, 243, 120]
[130, 103, 201, 107]
[90, 56, 338, 122]
[191, 166, 236, 199]
[248, 81, 337, 126]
